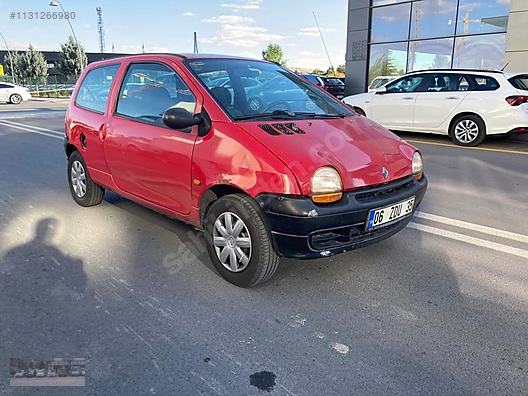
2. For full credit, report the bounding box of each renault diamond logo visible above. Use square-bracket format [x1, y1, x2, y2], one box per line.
[381, 167, 389, 179]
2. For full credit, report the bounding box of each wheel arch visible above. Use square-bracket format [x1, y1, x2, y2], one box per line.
[65, 143, 79, 158]
[199, 184, 251, 226]
[448, 112, 486, 136]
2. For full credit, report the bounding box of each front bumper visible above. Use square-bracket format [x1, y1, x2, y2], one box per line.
[255, 175, 427, 259]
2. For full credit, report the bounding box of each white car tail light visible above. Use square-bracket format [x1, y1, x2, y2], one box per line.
[506, 96, 528, 106]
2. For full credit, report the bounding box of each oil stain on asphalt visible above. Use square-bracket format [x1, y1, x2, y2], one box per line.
[250, 371, 276, 392]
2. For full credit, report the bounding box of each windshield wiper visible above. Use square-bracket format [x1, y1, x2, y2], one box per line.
[293, 112, 347, 118]
[234, 109, 297, 120]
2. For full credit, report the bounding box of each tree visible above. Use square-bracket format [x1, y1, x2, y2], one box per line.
[336, 64, 345, 74]
[58, 36, 88, 78]
[261, 43, 287, 67]
[324, 66, 336, 76]
[19, 44, 48, 83]
[3, 51, 23, 83]
[311, 69, 323, 75]
[368, 54, 398, 84]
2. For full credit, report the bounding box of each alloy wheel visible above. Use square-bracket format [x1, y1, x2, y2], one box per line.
[70, 160, 87, 198]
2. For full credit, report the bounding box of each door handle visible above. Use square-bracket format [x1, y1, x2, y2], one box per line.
[445, 96, 459, 100]
[402, 96, 414, 100]
[99, 123, 109, 141]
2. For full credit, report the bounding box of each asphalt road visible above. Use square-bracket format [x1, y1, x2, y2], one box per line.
[10, 377, 85, 387]
[1, 102, 527, 395]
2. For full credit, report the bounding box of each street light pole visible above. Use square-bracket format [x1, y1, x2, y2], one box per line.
[0, 31, 16, 84]
[49, 0, 84, 75]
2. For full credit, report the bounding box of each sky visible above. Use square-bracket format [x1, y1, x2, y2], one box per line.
[0, 0, 348, 70]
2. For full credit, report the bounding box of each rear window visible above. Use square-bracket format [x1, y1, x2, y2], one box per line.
[324, 78, 343, 85]
[508, 75, 528, 90]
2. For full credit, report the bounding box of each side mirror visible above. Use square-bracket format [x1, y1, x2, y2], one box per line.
[163, 107, 202, 130]
[375, 86, 387, 94]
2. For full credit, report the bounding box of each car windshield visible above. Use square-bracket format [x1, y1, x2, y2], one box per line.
[185, 59, 353, 120]
[508, 75, 528, 90]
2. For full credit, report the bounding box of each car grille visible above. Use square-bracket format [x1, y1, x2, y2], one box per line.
[355, 176, 414, 203]
[258, 123, 306, 136]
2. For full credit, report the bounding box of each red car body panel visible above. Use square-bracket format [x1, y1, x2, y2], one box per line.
[65, 54, 423, 233]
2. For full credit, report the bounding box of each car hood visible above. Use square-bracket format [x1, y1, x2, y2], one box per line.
[236, 116, 416, 195]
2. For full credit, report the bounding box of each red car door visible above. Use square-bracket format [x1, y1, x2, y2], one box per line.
[103, 60, 201, 215]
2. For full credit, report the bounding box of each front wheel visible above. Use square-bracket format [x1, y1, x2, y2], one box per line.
[450, 115, 486, 146]
[204, 194, 279, 288]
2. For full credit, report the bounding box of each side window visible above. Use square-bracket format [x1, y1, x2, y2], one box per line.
[0, 83, 11, 89]
[75, 64, 120, 113]
[470, 75, 500, 91]
[427, 74, 466, 92]
[115, 62, 197, 125]
[386, 75, 425, 93]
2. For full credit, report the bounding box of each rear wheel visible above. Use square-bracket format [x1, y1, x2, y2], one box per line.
[67, 151, 105, 207]
[9, 94, 22, 105]
[450, 115, 486, 146]
[204, 194, 279, 288]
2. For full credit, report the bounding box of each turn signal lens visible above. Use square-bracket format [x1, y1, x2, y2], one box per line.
[311, 192, 343, 203]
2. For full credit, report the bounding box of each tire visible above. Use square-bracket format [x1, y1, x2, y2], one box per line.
[9, 94, 22, 105]
[449, 115, 486, 146]
[67, 151, 105, 207]
[353, 107, 366, 117]
[248, 97, 262, 112]
[204, 194, 279, 288]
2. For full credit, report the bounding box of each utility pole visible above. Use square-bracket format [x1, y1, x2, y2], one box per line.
[96, 7, 105, 53]
[193, 32, 199, 53]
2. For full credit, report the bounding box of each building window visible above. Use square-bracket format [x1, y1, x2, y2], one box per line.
[370, 3, 411, 43]
[453, 33, 506, 69]
[368, 42, 408, 84]
[455, 1, 510, 36]
[408, 38, 454, 72]
[410, 0, 458, 40]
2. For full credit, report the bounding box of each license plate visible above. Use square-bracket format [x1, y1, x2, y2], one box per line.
[366, 197, 415, 231]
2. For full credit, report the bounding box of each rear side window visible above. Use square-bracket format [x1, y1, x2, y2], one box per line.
[426, 74, 468, 92]
[75, 64, 120, 113]
[508, 75, 528, 90]
[469, 75, 500, 91]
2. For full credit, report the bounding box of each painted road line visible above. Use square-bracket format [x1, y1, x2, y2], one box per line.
[0, 119, 64, 136]
[0, 121, 62, 140]
[405, 139, 528, 155]
[408, 222, 528, 260]
[415, 212, 528, 244]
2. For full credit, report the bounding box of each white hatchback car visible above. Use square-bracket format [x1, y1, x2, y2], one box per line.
[36, 369, 46, 377]
[344, 70, 528, 146]
[0, 82, 32, 104]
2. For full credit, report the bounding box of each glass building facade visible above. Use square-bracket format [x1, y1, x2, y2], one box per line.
[345, 0, 515, 94]
[369, 0, 510, 84]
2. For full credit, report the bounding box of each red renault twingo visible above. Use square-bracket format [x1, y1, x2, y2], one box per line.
[65, 54, 427, 287]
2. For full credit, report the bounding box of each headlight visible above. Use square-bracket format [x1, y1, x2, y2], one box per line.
[311, 167, 343, 203]
[412, 151, 423, 179]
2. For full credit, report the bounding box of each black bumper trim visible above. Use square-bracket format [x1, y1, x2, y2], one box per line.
[255, 175, 427, 259]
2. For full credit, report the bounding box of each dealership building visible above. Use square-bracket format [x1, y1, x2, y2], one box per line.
[345, 0, 528, 94]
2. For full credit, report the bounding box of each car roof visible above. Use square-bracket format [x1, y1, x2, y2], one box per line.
[405, 68, 506, 76]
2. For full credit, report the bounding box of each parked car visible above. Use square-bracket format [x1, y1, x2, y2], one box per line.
[299, 73, 326, 90]
[14, 370, 25, 378]
[367, 75, 398, 92]
[47, 369, 57, 377]
[321, 77, 345, 99]
[36, 369, 46, 377]
[0, 82, 31, 104]
[25, 369, 36, 377]
[80, 369, 85, 376]
[57, 369, 68, 377]
[344, 69, 528, 146]
[64, 53, 427, 288]
[70, 368, 81, 376]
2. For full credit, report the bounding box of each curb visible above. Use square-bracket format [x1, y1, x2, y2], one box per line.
[29, 97, 70, 103]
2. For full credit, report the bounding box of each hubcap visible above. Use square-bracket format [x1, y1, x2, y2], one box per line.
[213, 212, 252, 272]
[12, 95, 21, 104]
[454, 119, 479, 143]
[70, 160, 87, 198]
[249, 99, 260, 111]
